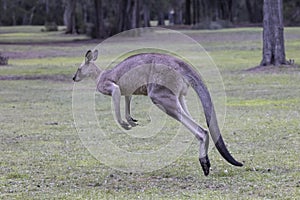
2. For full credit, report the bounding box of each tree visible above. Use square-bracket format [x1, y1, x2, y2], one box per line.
[185, 0, 191, 25]
[64, 0, 77, 34]
[260, 0, 287, 66]
[284, 0, 300, 26]
[192, 0, 200, 24]
[117, 0, 141, 32]
[245, 0, 263, 23]
[94, 0, 106, 38]
[153, 0, 168, 26]
[170, 0, 184, 24]
[142, 0, 151, 27]
[219, 0, 233, 22]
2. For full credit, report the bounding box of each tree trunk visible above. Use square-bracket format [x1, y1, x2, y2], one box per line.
[202, 0, 211, 22]
[158, 11, 165, 26]
[174, 0, 184, 24]
[12, 11, 16, 25]
[45, 0, 50, 15]
[116, 0, 141, 36]
[192, 0, 200, 24]
[28, 7, 36, 25]
[131, 0, 140, 28]
[260, 0, 287, 66]
[245, 0, 263, 23]
[82, 3, 88, 25]
[185, 0, 191, 25]
[94, 0, 106, 38]
[143, 1, 151, 27]
[117, 0, 126, 32]
[219, 0, 233, 21]
[64, 0, 76, 34]
[119, 0, 134, 32]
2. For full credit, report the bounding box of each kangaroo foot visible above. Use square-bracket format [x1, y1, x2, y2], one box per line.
[126, 117, 138, 127]
[120, 121, 131, 130]
[199, 156, 211, 176]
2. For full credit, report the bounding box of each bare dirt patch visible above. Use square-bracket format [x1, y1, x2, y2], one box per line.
[245, 64, 300, 73]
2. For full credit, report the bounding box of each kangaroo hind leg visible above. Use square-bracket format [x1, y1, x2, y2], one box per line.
[179, 95, 191, 117]
[149, 86, 210, 176]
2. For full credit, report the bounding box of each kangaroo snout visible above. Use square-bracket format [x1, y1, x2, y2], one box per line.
[72, 73, 80, 82]
[72, 74, 78, 82]
[72, 75, 76, 81]
[72, 70, 81, 82]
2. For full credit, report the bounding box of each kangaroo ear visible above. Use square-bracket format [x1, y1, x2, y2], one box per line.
[85, 50, 93, 63]
[92, 49, 98, 61]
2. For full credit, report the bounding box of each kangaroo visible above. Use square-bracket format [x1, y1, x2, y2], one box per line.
[73, 49, 243, 176]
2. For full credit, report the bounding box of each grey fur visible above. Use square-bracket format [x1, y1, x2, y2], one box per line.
[73, 50, 243, 175]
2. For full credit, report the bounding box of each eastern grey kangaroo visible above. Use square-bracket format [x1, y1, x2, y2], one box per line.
[73, 49, 243, 176]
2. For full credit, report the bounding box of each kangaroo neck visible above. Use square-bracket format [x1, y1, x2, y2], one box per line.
[95, 67, 105, 83]
[92, 64, 103, 81]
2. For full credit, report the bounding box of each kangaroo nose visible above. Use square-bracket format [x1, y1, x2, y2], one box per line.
[72, 75, 76, 81]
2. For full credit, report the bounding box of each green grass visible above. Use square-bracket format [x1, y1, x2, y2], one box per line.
[0, 25, 89, 43]
[0, 26, 300, 199]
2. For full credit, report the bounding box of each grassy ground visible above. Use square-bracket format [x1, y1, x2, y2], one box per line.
[0, 26, 299, 199]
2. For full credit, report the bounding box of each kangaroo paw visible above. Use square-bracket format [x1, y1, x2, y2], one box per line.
[199, 156, 211, 176]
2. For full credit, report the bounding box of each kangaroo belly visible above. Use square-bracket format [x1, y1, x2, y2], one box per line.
[133, 85, 148, 95]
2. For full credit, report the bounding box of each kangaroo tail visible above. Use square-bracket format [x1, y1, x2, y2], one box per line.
[187, 72, 243, 167]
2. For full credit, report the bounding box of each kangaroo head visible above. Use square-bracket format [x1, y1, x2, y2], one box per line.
[73, 50, 99, 82]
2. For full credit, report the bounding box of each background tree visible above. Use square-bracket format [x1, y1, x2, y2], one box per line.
[64, 0, 77, 34]
[260, 0, 287, 66]
[117, 0, 141, 32]
[283, 0, 300, 26]
[142, 0, 151, 27]
[185, 0, 191, 25]
[170, 0, 184, 24]
[94, 0, 106, 38]
[152, 0, 169, 26]
[245, 0, 263, 23]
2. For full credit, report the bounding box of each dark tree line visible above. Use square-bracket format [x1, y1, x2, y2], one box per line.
[0, 0, 300, 39]
[0, 0, 65, 26]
